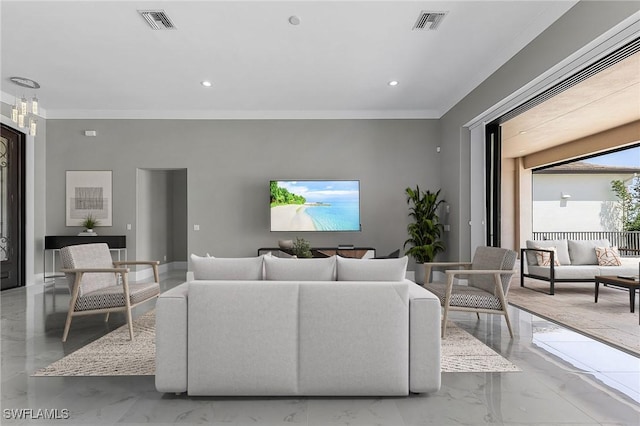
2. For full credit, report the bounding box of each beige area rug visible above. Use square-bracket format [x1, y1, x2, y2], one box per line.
[440, 322, 520, 373]
[510, 278, 640, 356]
[33, 312, 519, 376]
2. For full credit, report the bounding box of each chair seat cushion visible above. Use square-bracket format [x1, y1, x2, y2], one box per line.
[74, 282, 160, 311]
[424, 282, 502, 310]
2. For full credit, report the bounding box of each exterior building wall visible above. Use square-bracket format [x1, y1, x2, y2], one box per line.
[532, 173, 633, 231]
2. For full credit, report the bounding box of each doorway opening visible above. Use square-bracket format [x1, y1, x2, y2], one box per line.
[136, 169, 188, 275]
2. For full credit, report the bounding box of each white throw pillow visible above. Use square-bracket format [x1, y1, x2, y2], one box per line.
[190, 254, 264, 280]
[533, 246, 560, 267]
[264, 255, 336, 281]
[595, 246, 622, 266]
[336, 256, 408, 281]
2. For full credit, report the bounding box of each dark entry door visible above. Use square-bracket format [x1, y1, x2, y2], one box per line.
[1, 124, 26, 290]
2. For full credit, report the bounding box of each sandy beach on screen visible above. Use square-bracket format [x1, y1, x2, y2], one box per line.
[271, 205, 317, 231]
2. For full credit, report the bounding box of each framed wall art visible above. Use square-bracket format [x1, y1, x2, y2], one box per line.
[65, 170, 112, 227]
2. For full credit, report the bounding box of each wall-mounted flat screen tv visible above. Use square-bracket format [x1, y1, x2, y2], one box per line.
[270, 180, 361, 232]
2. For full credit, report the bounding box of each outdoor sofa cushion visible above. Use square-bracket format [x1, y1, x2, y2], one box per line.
[568, 239, 610, 265]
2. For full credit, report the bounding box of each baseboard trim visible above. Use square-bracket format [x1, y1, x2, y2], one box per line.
[131, 261, 187, 281]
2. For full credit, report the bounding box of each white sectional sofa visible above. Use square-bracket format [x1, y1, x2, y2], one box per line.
[155, 254, 442, 396]
[521, 239, 640, 295]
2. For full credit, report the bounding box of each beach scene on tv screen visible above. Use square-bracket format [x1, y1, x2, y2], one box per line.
[270, 181, 360, 231]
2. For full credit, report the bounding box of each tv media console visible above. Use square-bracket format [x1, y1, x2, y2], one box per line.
[258, 247, 376, 259]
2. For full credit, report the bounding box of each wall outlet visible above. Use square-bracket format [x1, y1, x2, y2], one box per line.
[193, 224, 200, 231]
[163, 255, 167, 261]
[126, 224, 132, 230]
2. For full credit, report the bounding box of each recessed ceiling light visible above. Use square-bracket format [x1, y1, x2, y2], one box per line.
[518, 130, 527, 135]
[388, 80, 399, 86]
[288, 15, 301, 25]
[201, 81, 212, 87]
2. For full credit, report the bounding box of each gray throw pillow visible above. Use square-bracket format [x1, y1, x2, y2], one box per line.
[190, 254, 264, 280]
[264, 255, 337, 281]
[336, 256, 408, 281]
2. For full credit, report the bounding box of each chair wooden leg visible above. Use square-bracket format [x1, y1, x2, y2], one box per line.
[476, 312, 480, 320]
[105, 312, 110, 322]
[442, 273, 454, 338]
[503, 310, 514, 338]
[126, 308, 134, 341]
[441, 304, 450, 338]
[62, 312, 74, 342]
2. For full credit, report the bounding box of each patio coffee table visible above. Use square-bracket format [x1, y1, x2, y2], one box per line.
[594, 275, 640, 313]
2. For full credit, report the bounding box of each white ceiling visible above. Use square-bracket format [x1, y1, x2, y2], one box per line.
[502, 51, 640, 159]
[0, 0, 578, 120]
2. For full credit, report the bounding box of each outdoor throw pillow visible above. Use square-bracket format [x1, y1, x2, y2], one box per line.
[534, 246, 560, 266]
[595, 246, 622, 266]
[525, 240, 570, 265]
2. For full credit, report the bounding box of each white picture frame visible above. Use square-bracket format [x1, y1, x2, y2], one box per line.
[65, 170, 112, 227]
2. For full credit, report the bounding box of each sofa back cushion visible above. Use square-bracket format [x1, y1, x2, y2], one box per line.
[264, 255, 336, 281]
[190, 254, 264, 280]
[336, 256, 408, 281]
[525, 240, 570, 265]
[568, 239, 610, 265]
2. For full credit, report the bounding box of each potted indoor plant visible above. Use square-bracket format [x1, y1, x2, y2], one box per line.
[403, 186, 445, 284]
[81, 213, 100, 234]
[292, 237, 312, 258]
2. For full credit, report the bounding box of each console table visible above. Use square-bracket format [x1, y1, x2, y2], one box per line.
[258, 247, 375, 259]
[44, 235, 127, 281]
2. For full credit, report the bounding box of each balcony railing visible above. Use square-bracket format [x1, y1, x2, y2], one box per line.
[532, 231, 640, 256]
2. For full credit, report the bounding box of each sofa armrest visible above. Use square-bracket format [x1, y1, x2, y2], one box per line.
[520, 247, 557, 294]
[155, 282, 189, 393]
[407, 282, 441, 393]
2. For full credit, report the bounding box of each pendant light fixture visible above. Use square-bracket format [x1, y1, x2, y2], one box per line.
[9, 76, 41, 136]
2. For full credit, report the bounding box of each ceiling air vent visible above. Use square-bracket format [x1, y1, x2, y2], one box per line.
[413, 11, 448, 31]
[138, 10, 176, 30]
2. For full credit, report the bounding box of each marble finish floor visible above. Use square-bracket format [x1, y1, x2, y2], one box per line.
[1, 270, 639, 425]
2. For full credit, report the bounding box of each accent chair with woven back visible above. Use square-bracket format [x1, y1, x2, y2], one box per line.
[60, 243, 161, 342]
[423, 246, 518, 338]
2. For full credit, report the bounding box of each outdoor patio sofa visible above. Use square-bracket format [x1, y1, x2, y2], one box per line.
[521, 239, 640, 295]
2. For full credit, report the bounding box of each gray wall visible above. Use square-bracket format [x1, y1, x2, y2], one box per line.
[171, 169, 188, 261]
[439, 0, 640, 260]
[45, 119, 440, 270]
